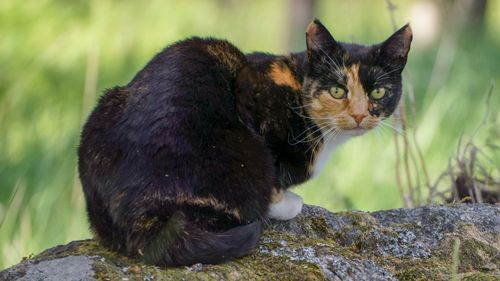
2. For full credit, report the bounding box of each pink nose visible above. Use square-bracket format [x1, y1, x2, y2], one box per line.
[351, 114, 367, 125]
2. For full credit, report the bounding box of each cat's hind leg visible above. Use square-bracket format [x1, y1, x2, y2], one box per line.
[267, 189, 303, 220]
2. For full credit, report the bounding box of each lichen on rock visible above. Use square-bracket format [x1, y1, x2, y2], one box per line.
[0, 204, 498, 281]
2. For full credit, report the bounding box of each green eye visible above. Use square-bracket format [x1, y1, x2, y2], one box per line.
[329, 87, 346, 99]
[370, 88, 386, 99]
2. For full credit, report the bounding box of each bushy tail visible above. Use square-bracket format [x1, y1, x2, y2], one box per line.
[142, 214, 262, 266]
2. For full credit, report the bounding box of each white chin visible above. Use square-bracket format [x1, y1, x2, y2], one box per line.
[347, 128, 367, 136]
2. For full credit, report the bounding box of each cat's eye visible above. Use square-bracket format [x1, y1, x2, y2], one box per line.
[328, 87, 346, 99]
[370, 88, 386, 100]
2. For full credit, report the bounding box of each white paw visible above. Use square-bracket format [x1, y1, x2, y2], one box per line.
[268, 191, 303, 221]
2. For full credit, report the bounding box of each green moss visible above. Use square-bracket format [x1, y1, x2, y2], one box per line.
[36, 240, 120, 261]
[460, 272, 500, 281]
[262, 228, 362, 262]
[383, 257, 450, 281]
[436, 224, 499, 275]
[330, 214, 400, 256]
[30, 238, 328, 281]
[370, 224, 500, 281]
[309, 216, 336, 239]
[338, 211, 377, 228]
[17, 209, 498, 281]
[333, 212, 387, 251]
[235, 252, 326, 281]
[456, 239, 497, 272]
[92, 260, 125, 281]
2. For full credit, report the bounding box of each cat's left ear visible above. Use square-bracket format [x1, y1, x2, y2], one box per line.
[378, 24, 413, 68]
[306, 19, 343, 59]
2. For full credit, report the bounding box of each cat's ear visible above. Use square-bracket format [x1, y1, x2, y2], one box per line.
[378, 24, 413, 67]
[306, 19, 342, 59]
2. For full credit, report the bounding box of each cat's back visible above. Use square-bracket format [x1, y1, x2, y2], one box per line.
[122, 37, 247, 129]
[127, 37, 246, 95]
[79, 37, 249, 168]
[90, 38, 246, 130]
[93, 37, 246, 103]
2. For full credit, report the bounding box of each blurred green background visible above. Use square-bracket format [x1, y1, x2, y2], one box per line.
[1, 0, 499, 269]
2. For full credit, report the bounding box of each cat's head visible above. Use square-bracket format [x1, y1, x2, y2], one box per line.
[302, 19, 412, 136]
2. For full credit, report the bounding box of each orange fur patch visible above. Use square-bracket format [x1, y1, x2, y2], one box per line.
[268, 62, 301, 90]
[307, 91, 346, 119]
[346, 64, 360, 84]
[345, 64, 369, 117]
[174, 195, 241, 220]
[271, 188, 284, 203]
[205, 43, 244, 74]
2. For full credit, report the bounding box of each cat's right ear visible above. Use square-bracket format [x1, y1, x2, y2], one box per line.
[306, 19, 341, 60]
[378, 24, 412, 68]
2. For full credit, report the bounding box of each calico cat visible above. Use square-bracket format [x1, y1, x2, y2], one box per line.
[78, 19, 412, 266]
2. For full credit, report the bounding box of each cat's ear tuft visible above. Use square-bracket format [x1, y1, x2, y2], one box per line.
[306, 19, 339, 54]
[379, 24, 413, 66]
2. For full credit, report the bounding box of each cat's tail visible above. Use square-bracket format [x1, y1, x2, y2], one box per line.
[141, 213, 262, 266]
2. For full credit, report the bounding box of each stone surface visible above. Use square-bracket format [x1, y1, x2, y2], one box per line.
[1, 204, 499, 281]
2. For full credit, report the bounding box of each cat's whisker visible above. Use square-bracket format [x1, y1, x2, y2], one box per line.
[373, 126, 382, 139]
[306, 126, 338, 155]
[323, 127, 340, 144]
[374, 125, 392, 141]
[340, 59, 347, 80]
[379, 121, 405, 136]
[306, 127, 333, 169]
[287, 170, 293, 186]
[289, 135, 316, 146]
[290, 118, 332, 137]
[288, 103, 316, 110]
[307, 127, 341, 171]
[289, 104, 311, 109]
[311, 64, 344, 81]
[381, 116, 403, 127]
[288, 120, 333, 145]
[376, 66, 403, 78]
[376, 124, 395, 138]
[381, 120, 403, 131]
[310, 40, 345, 79]
[291, 110, 336, 121]
[374, 77, 397, 86]
[328, 66, 345, 81]
[382, 115, 402, 121]
[374, 67, 403, 82]
[306, 138, 322, 168]
[326, 63, 345, 80]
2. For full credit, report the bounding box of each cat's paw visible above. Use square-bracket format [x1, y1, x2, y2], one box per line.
[268, 191, 303, 221]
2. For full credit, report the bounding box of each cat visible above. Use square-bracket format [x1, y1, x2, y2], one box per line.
[78, 19, 412, 267]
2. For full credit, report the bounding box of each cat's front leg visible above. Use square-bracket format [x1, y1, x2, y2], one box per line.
[267, 188, 303, 220]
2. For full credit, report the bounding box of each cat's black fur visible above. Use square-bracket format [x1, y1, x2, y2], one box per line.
[78, 20, 412, 266]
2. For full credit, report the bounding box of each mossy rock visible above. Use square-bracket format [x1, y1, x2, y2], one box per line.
[1, 204, 499, 281]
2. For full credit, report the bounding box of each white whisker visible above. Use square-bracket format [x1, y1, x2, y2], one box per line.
[310, 40, 345, 79]
[379, 120, 404, 136]
[288, 121, 332, 145]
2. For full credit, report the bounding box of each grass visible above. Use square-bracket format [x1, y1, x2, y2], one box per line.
[1, 0, 499, 270]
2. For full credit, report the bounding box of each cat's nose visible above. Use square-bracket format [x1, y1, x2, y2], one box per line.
[351, 114, 367, 125]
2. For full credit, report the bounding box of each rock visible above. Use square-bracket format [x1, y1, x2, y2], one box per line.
[1, 204, 499, 280]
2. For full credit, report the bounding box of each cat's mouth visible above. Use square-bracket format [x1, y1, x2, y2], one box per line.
[310, 114, 380, 138]
[330, 119, 379, 133]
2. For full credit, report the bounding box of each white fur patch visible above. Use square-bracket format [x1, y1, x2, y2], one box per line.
[312, 130, 365, 177]
[268, 191, 303, 221]
[312, 134, 349, 177]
